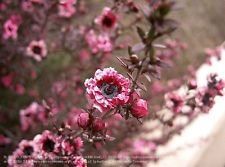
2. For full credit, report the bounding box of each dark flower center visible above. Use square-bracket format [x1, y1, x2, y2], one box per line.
[32, 45, 42, 55]
[102, 14, 115, 28]
[171, 98, 182, 107]
[8, 26, 13, 32]
[23, 146, 34, 156]
[42, 138, 55, 152]
[202, 93, 211, 105]
[100, 82, 119, 99]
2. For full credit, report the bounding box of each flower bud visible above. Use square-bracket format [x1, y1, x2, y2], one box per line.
[92, 118, 105, 132]
[130, 54, 139, 64]
[77, 113, 90, 129]
[131, 99, 148, 118]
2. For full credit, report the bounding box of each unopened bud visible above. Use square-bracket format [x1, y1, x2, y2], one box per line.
[77, 112, 90, 129]
[92, 118, 106, 132]
[130, 54, 139, 64]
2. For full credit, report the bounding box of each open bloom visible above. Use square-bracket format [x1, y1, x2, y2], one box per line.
[8, 140, 37, 167]
[85, 68, 130, 112]
[58, 0, 76, 18]
[2, 15, 21, 40]
[33, 130, 60, 160]
[26, 40, 47, 62]
[95, 7, 118, 31]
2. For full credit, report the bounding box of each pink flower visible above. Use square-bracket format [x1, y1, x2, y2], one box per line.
[33, 130, 60, 160]
[2, 15, 21, 40]
[73, 156, 87, 167]
[8, 140, 37, 167]
[1, 73, 13, 88]
[20, 102, 47, 131]
[93, 118, 106, 132]
[95, 7, 118, 31]
[26, 40, 47, 62]
[61, 137, 83, 155]
[15, 84, 25, 95]
[58, 0, 76, 18]
[21, 1, 33, 12]
[131, 99, 148, 118]
[132, 139, 156, 154]
[165, 92, 184, 113]
[85, 67, 130, 112]
[77, 112, 90, 129]
[85, 30, 113, 53]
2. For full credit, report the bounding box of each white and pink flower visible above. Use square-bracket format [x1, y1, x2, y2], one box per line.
[33, 130, 61, 160]
[26, 40, 47, 62]
[85, 68, 130, 112]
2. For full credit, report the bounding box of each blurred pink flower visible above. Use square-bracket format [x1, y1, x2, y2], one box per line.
[58, 0, 76, 18]
[8, 140, 37, 166]
[20, 102, 47, 131]
[15, 84, 25, 95]
[2, 15, 21, 40]
[73, 156, 87, 167]
[85, 67, 130, 112]
[95, 7, 118, 31]
[1, 73, 13, 88]
[85, 30, 113, 53]
[165, 91, 184, 113]
[26, 40, 47, 62]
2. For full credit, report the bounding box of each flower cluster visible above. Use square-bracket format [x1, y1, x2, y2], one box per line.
[85, 30, 113, 54]
[2, 0, 225, 167]
[165, 74, 225, 114]
[8, 130, 87, 167]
